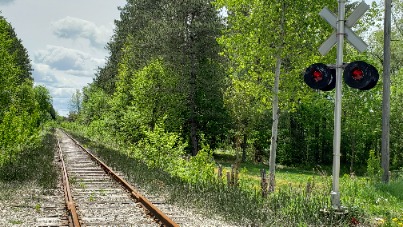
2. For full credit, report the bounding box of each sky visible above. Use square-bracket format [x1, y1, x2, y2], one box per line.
[0, 0, 126, 116]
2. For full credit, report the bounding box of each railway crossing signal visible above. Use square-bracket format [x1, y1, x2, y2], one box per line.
[304, 0, 374, 210]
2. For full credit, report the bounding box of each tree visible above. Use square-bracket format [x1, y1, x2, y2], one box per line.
[0, 15, 54, 167]
[69, 89, 82, 115]
[0, 15, 33, 83]
[214, 0, 336, 191]
[34, 85, 56, 122]
[90, 0, 226, 155]
[366, 0, 403, 175]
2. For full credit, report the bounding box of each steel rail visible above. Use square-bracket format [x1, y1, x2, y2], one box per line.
[62, 130, 179, 227]
[57, 136, 81, 227]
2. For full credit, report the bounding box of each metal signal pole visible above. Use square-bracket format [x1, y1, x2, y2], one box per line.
[381, 0, 391, 183]
[331, 0, 345, 210]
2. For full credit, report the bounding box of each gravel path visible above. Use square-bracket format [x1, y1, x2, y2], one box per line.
[0, 180, 67, 226]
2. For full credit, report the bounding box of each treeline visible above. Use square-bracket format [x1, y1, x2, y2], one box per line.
[0, 15, 55, 169]
[70, 0, 403, 173]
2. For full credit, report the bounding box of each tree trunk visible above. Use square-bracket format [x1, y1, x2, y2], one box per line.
[269, 55, 281, 193]
[241, 133, 247, 162]
[190, 49, 198, 156]
[184, 12, 199, 156]
[350, 136, 355, 175]
[268, 1, 285, 193]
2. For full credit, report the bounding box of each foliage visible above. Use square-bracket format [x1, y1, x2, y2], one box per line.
[131, 123, 187, 174]
[0, 15, 32, 83]
[0, 125, 58, 188]
[367, 149, 383, 181]
[89, 0, 228, 156]
[0, 15, 55, 169]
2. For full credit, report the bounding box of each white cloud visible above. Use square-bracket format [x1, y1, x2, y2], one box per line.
[52, 16, 112, 48]
[34, 45, 104, 75]
[32, 45, 103, 116]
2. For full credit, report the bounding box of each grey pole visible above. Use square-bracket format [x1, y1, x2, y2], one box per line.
[381, 0, 391, 183]
[331, 0, 345, 210]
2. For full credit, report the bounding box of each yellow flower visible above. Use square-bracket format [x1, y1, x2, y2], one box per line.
[394, 218, 399, 222]
[398, 223, 403, 226]
[375, 218, 385, 224]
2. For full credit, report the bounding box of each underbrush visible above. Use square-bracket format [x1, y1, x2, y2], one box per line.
[0, 125, 58, 188]
[62, 124, 394, 226]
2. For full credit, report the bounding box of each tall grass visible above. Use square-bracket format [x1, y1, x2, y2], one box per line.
[0, 126, 58, 188]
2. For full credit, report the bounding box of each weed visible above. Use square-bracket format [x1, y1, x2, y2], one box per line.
[78, 179, 86, 189]
[34, 203, 41, 213]
[69, 175, 77, 185]
[89, 192, 95, 202]
[9, 220, 23, 224]
[0, 127, 58, 188]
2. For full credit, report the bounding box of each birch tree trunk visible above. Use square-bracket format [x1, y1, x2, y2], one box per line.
[269, 55, 281, 193]
[268, 1, 285, 193]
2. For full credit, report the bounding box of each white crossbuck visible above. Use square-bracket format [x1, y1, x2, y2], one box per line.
[319, 1, 369, 56]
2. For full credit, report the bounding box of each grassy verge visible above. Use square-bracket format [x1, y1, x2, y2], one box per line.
[0, 127, 58, 188]
[217, 157, 403, 226]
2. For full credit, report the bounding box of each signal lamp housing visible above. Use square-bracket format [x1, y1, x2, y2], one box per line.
[304, 63, 335, 91]
[343, 61, 379, 90]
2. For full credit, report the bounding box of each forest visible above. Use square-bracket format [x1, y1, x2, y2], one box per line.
[65, 0, 402, 173]
[1, 0, 402, 226]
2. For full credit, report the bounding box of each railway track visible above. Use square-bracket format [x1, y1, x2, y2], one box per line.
[53, 129, 179, 226]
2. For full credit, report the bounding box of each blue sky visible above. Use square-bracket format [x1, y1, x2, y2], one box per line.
[0, 0, 126, 116]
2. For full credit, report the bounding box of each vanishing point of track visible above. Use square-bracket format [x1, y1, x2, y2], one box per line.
[56, 129, 179, 226]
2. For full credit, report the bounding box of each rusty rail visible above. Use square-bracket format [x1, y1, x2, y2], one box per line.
[57, 137, 81, 227]
[62, 130, 179, 227]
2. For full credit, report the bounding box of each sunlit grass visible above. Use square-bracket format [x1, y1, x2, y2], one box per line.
[216, 151, 403, 226]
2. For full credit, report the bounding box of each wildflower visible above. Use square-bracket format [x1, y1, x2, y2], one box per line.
[375, 217, 385, 225]
[393, 218, 399, 222]
[398, 223, 403, 226]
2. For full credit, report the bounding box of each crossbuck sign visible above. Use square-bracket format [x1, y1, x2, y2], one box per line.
[319, 1, 369, 55]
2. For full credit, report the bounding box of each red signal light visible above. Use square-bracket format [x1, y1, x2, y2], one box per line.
[352, 68, 364, 80]
[313, 70, 323, 82]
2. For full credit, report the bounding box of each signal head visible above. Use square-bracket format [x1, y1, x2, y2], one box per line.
[304, 63, 335, 91]
[344, 61, 379, 90]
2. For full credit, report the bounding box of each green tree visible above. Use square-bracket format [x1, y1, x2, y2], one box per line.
[69, 89, 82, 119]
[34, 85, 56, 122]
[365, 1, 403, 170]
[0, 15, 32, 83]
[0, 15, 55, 167]
[90, 0, 227, 156]
[214, 0, 337, 191]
